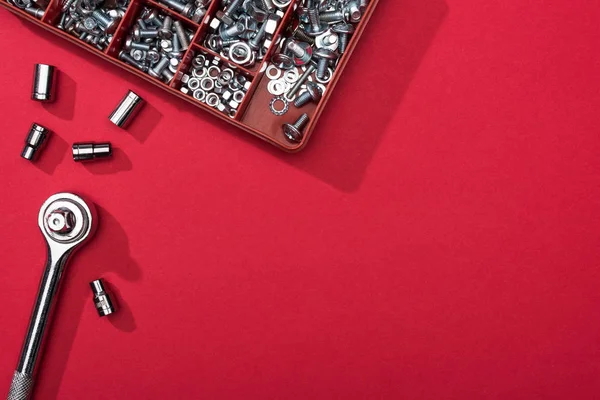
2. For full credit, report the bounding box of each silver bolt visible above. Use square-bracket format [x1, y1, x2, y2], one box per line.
[221, 22, 246, 40]
[119, 51, 148, 71]
[91, 9, 117, 32]
[294, 82, 322, 107]
[149, 56, 170, 78]
[125, 39, 151, 51]
[287, 63, 316, 99]
[173, 21, 189, 50]
[249, 18, 268, 49]
[216, 0, 244, 25]
[158, 0, 194, 17]
[133, 27, 159, 41]
[306, 7, 327, 36]
[313, 48, 337, 79]
[159, 15, 173, 39]
[332, 23, 355, 54]
[282, 113, 310, 143]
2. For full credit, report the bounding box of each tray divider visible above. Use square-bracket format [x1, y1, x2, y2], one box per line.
[41, 0, 62, 24]
[105, 0, 144, 57]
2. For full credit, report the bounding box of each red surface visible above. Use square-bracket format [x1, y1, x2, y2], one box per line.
[1, 1, 599, 399]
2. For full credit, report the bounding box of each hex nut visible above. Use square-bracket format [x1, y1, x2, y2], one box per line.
[264, 14, 281, 38]
[209, 17, 221, 30]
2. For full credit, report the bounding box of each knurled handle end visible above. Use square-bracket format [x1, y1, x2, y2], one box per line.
[7, 371, 33, 400]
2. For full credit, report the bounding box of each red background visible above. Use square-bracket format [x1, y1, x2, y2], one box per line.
[1, 1, 600, 399]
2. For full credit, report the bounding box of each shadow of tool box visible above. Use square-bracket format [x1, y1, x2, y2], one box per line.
[0, 0, 378, 152]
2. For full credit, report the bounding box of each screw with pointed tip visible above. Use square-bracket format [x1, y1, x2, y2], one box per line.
[282, 113, 310, 143]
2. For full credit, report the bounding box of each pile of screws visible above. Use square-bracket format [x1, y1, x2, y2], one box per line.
[203, 0, 290, 69]
[56, 0, 129, 51]
[8, 0, 48, 19]
[155, 0, 212, 22]
[180, 52, 251, 117]
[119, 7, 195, 84]
[263, 0, 367, 120]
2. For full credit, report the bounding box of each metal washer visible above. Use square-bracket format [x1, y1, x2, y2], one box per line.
[269, 96, 289, 116]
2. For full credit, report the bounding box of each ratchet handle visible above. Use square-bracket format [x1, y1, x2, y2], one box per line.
[7, 371, 33, 400]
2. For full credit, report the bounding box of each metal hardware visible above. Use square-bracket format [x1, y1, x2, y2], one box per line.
[31, 64, 56, 102]
[21, 123, 50, 161]
[109, 90, 145, 128]
[90, 279, 116, 316]
[294, 81, 322, 107]
[269, 95, 289, 116]
[282, 113, 309, 142]
[72, 142, 112, 162]
[7, 193, 96, 400]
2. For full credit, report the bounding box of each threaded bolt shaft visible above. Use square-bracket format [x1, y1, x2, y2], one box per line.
[131, 41, 151, 51]
[160, 0, 188, 14]
[293, 28, 315, 45]
[307, 8, 321, 29]
[249, 19, 268, 49]
[293, 113, 309, 131]
[294, 91, 313, 108]
[226, 0, 244, 15]
[150, 56, 170, 77]
[222, 22, 245, 39]
[91, 9, 113, 28]
[339, 33, 349, 54]
[173, 21, 189, 50]
[287, 41, 307, 58]
[287, 64, 316, 99]
[171, 33, 181, 52]
[316, 58, 329, 79]
[57, 13, 67, 29]
[320, 10, 344, 23]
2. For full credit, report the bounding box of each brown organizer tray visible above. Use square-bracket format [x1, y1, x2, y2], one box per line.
[0, 0, 379, 152]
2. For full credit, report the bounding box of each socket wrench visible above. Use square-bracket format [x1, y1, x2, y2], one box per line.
[7, 193, 97, 400]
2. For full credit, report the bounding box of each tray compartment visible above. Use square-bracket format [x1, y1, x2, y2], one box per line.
[48, 0, 133, 52]
[174, 44, 254, 118]
[0, 0, 379, 151]
[108, 2, 199, 87]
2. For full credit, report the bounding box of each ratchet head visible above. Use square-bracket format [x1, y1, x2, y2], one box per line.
[38, 193, 96, 258]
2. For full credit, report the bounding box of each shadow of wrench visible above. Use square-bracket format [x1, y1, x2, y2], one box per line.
[7, 193, 97, 400]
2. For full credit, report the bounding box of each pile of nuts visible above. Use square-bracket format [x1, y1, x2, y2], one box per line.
[180, 52, 251, 118]
[155, 0, 212, 21]
[263, 0, 368, 120]
[8, 0, 48, 19]
[119, 7, 195, 84]
[203, 0, 290, 69]
[55, 0, 129, 51]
